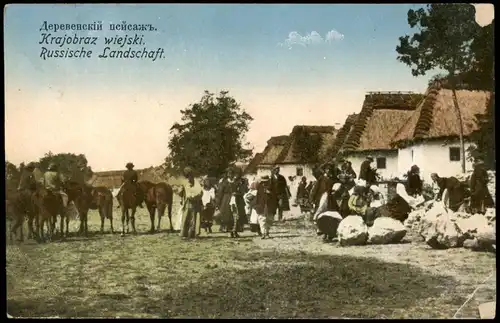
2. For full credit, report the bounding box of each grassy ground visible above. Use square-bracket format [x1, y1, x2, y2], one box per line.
[6, 200, 496, 318]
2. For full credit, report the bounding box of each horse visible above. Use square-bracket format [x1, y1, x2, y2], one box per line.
[117, 181, 141, 235]
[90, 186, 115, 234]
[32, 187, 64, 242]
[138, 180, 174, 233]
[63, 181, 93, 237]
[6, 184, 45, 242]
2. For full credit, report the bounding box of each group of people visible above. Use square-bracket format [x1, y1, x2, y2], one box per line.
[172, 165, 292, 240]
[15, 154, 493, 243]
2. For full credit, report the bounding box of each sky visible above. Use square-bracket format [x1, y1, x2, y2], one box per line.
[4, 4, 494, 171]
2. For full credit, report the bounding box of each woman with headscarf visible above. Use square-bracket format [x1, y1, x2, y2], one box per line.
[314, 183, 343, 242]
[347, 185, 369, 218]
[178, 167, 203, 239]
[232, 167, 249, 233]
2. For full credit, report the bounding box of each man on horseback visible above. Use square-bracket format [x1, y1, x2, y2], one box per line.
[17, 162, 37, 193]
[39, 162, 69, 209]
[117, 162, 144, 208]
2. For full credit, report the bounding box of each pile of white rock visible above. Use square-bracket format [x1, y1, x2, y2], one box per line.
[336, 215, 407, 246]
[404, 201, 496, 251]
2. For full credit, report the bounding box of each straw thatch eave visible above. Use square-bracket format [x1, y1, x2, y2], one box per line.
[342, 92, 422, 153]
[258, 135, 289, 166]
[274, 125, 337, 165]
[390, 81, 492, 149]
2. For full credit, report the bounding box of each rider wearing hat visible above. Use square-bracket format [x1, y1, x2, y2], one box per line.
[117, 162, 144, 208]
[39, 162, 68, 208]
[17, 162, 37, 192]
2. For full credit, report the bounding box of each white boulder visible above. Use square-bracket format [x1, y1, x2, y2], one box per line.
[455, 213, 490, 240]
[424, 213, 466, 249]
[368, 217, 407, 244]
[337, 215, 368, 246]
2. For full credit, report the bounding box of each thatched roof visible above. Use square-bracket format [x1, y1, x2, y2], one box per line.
[258, 135, 289, 166]
[245, 152, 264, 174]
[391, 83, 492, 148]
[341, 92, 424, 152]
[322, 114, 358, 161]
[275, 125, 338, 165]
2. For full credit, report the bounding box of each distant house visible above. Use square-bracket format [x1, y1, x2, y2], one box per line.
[391, 83, 492, 182]
[322, 114, 359, 163]
[256, 135, 289, 177]
[92, 170, 123, 189]
[244, 152, 264, 175]
[339, 92, 424, 180]
[92, 166, 169, 188]
[273, 125, 338, 180]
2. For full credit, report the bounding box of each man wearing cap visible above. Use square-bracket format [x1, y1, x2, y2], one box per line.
[178, 166, 203, 239]
[470, 159, 494, 214]
[271, 166, 290, 222]
[359, 156, 376, 186]
[39, 162, 68, 209]
[117, 162, 144, 208]
[254, 175, 278, 239]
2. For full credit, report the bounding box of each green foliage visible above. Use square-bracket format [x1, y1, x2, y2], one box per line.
[38, 151, 93, 181]
[166, 90, 253, 178]
[396, 4, 479, 78]
[293, 130, 323, 164]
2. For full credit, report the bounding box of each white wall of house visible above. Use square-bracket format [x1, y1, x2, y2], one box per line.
[398, 140, 475, 183]
[344, 150, 400, 181]
[257, 164, 314, 181]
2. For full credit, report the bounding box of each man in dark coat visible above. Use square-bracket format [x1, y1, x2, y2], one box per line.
[406, 165, 423, 197]
[359, 156, 376, 186]
[470, 160, 494, 214]
[431, 173, 469, 212]
[254, 175, 278, 239]
[271, 166, 290, 221]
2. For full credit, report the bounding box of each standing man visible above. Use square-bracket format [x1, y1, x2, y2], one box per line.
[178, 167, 203, 239]
[406, 165, 423, 197]
[359, 156, 376, 186]
[255, 175, 278, 239]
[271, 166, 290, 222]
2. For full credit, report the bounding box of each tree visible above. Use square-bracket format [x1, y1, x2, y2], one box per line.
[396, 4, 480, 173]
[38, 152, 93, 180]
[5, 161, 21, 193]
[166, 90, 253, 177]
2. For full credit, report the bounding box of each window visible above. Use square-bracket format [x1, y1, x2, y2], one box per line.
[449, 147, 461, 161]
[411, 150, 414, 162]
[296, 167, 303, 176]
[376, 157, 387, 169]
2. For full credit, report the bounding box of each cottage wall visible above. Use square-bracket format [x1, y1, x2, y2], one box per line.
[344, 150, 399, 181]
[257, 164, 314, 181]
[398, 140, 475, 183]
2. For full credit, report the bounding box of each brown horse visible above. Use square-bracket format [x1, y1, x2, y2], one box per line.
[90, 186, 115, 234]
[6, 186, 41, 242]
[32, 188, 63, 242]
[63, 181, 93, 237]
[138, 180, 174, 233]
[118, 182, 141, 235]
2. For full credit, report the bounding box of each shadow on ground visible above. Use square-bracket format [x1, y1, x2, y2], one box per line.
[7, 248, 461, 318]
